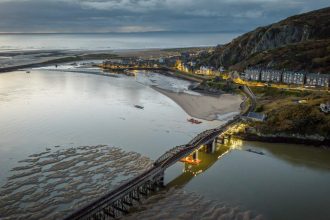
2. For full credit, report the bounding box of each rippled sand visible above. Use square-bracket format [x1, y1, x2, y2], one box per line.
[126, 188, 264, 220]
[0, 145, 263, 220]
[0, 145, 153, 220]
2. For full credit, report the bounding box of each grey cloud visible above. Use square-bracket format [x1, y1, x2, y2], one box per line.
[0, 0, 328, 33]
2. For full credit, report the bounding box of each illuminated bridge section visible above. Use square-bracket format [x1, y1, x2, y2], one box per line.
[153, 145, 189, 165]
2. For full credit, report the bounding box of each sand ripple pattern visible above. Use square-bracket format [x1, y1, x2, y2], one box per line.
[126, 188, 264, 220]
[0, 145, 153, 220]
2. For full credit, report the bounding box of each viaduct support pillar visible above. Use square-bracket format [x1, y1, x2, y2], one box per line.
[192, 150, 199, 160]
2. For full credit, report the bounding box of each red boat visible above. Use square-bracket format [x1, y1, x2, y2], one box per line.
[187, 118, 202, 124]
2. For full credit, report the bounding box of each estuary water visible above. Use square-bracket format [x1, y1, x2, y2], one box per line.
[0, 32, 239, 51]
[0, 70, 221, 184]
[0, 69, 330, 220]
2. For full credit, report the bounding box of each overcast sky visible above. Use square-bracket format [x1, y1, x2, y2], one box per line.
[0, 0, 328, 33]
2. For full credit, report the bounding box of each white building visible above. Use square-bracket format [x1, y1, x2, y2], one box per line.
[260, 69, 282, 83]
[306, 73, 330, 87]
[244, 68, 261, 81]
[282, 71, 305, 85]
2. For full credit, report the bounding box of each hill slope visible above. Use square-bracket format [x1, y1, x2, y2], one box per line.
[201, 7, 330, 73]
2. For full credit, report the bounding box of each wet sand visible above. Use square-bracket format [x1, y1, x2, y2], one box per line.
[153, 86, 242, 121]
[126, 187, 264, 220]
[0, 145, 264, 220]
[0, 145, 153, 220]
[0, 48, 176, 72]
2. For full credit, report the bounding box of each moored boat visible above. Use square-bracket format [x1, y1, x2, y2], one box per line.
[187, 118, 202, 124]
[134, 105, 144, 109]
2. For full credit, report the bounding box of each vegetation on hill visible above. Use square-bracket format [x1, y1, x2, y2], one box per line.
[203, 77, 238, 93]
[248, 87, 330, 138]
[232, 39, 330, 73]
[197, 7, 330, 73]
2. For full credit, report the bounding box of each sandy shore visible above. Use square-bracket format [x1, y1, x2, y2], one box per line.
[0, 48, 179, 73]
[153, 86, 242, 121]
[0, 49, 118, 72]
[126, 187, 264, 220]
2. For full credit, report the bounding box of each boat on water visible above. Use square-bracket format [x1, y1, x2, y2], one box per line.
[246, 149, 264, 155]
[187, 118, 202, 124]
[134, 105, 144, 109]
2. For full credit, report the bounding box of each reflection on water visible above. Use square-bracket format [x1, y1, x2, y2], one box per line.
[0, 33, 239, 51]
[168, 141, 236, 187]
[243, 141, 330, 171]
[165, 138, 330, 220]
[125, 187, 263, 220]
[0, 70, 221, 185]
[126, 140, 264, 220]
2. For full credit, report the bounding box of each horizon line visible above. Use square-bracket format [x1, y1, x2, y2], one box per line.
[0, 30, 243, 35]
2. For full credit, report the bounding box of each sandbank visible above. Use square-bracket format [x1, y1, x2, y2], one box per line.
[153, 86, 242, 121]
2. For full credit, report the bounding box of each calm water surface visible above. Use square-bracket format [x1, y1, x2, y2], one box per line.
[0, 32, 239, 51]
[0, 70, 220, 184]
[1, 70, 330, 220]
[166, 139, 330, 220]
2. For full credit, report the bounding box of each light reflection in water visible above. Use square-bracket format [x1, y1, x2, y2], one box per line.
[167, 138, 242, 187]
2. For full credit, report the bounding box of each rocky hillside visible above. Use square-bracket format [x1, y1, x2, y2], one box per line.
[200, 7, 330, 73]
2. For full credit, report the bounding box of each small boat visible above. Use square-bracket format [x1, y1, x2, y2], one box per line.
[26, 71, 30, 74]
[187, 118, 202, 124]
[134, 105, 144, 109]
[246, 149, 264, 155]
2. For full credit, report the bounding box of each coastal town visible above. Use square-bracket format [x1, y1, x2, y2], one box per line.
[97, 49, 330, 143]
[99, 50, 330, 90]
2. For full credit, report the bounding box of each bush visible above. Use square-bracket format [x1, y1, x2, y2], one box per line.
[255, 105, 264, 112]
[257, 104, 329, 136]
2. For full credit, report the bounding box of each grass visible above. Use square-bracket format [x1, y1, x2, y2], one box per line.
[248, 86, 330, 137]
[204, 77, 238, 93]
[232, 39, 330, 73]
[172, 70, 211, 82]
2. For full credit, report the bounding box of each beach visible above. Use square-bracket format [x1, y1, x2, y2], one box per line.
[152, 86, 242, 121]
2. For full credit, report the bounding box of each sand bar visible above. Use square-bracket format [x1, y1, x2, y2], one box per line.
[153, 86, 242, 121]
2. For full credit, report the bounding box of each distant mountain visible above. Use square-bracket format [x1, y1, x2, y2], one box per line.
[199, 7, 330, 73]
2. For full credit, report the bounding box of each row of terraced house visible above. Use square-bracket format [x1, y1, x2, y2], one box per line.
[242, 68, 330, 87]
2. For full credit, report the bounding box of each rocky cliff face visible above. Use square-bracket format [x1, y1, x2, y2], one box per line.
[205, 7, 330, 72]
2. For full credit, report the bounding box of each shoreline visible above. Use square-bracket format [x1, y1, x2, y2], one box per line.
[151, 86, 242, 121]
[234, 133, 330, 148]
[0, 50, 117, 73]
[0, 48, 200, 74]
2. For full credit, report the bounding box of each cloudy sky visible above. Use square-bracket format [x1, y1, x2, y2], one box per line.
[0, 0, 328, 33]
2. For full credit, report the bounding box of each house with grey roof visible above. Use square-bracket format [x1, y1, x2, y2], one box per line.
[243, 112, 266, 122]
[260, 69, 282, 83]
[306, 73, 330, 87]
[282, 71, 305, 85]
[243, 68, 261, 81]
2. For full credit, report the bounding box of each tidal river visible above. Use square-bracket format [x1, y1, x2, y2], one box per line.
[0, 68, 330, 220]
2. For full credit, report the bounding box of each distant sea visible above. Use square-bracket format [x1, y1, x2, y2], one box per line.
[0, 32, 240, 51]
